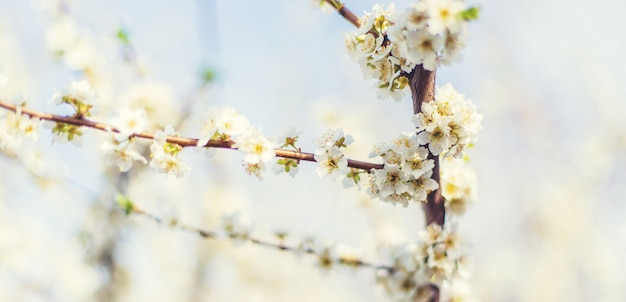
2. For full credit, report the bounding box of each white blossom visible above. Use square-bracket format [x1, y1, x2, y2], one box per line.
[234, 128, 275, 165]
[111, 108, 148, 138]
[2, 107, 40, 143]
[373, 164, 410, 197]
[100, 130, 147, 172]
[316, 128, 354, 149]
[346, 0, 475, 97]
[197, 106, 250, 146]
[413, 83, 482, 157]
[423, 0, 466, 35]
[118, 82, 180, 128]
[149, 126, 189, 178]
[314, 146, 348, 179]
[149, 151, 189, 178]
[367, 132, 437, 206]
[51, 81, 95, 105]
[441, 157, 477, 216]
[273, 127, 301, 177]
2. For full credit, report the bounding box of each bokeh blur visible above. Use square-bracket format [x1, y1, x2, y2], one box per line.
[0, 0, 625, 301]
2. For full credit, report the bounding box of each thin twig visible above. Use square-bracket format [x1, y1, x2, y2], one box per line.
[0, 101, 383, 171]
[128, 205, 394, 272]
[324, 0, 360, 28]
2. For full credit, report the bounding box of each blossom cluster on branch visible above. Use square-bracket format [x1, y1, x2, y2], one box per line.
[344, 0, 478, 101]
[413, 83, 482, 157]
[0, 0, 486, 301]
[376, 223, 473, 301]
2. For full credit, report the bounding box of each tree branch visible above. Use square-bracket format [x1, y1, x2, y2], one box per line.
[324, 0, 360, 28]
[0, 101, 383, 171]
[409, 66, 444, 227]
[128, 204, 394, 272]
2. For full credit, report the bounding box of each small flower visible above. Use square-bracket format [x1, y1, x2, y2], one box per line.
[197, 106, 249, 146]
[424, 0, 466, 35]
[413, 84, 482, 157]
[314, 146, 348, 179]
[403, 30, 443, 70]
[234, 128, 275, 165]
[373, 164, 410, 197]
[101, 130, 147, 172]
[149, 151, 190, 178]
[149, 126, 189, 178]
[111, 108, 148, 138]
[3, 107, 41, 142]
[441, 157, 476, 216]
[276, 126, 302, 150]
[402, 147, 434, 178]
[408, 170, 439, 202]
[51, 80, 97, 117]
[316, 128, 354, 149]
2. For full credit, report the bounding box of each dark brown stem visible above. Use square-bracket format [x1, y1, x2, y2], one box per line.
[337, 5, 360, 28]
[323, 0, 360, 28]
[0, 101, 384, 171]
[409, 66, 444, 226]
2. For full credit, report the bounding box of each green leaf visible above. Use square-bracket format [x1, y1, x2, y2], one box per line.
[115, 193, 134, 215]
[460, 7, 480, 21]
[117, 28, 130, 45]
[200, 68, 216, 84]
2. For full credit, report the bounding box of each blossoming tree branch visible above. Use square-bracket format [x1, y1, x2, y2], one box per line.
[0, 0, 481, 301]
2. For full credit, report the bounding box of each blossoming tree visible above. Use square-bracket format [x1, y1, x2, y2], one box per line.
[0, 0, 483, 301]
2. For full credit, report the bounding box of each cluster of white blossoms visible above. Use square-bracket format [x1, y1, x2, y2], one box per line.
[0, 107, 41, 152]
[367, 132, 438, 207]
[314, 128, 353, 180]
[149, 125, 190, 178]
[272, 126, 303, 177]
[46, 81, 99, 146]
[45, 16, 104, 73]
[101, 108, 150, 172]
[413, 83, 482, 157]
[345, 4, 412, 102]
[197, 106, 276, 180]
[441, 157, 476, 217]
[345, 1, 478, 101]
[376, 224, 473, 301]
[100, 129, 147, 173]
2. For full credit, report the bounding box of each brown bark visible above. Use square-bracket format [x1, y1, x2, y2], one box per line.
[337, 6, 360, 28]
[409, 66, 444, 226]
[0, 101, 384, 171]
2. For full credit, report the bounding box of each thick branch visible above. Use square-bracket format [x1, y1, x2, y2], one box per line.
[0, 101, 383, 171]
[409, 66, 444, 227]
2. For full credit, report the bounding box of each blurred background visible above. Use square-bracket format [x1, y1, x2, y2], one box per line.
[0, 0, 625, 301]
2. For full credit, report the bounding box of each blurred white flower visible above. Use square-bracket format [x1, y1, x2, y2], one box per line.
[101, 130, 147, 172]
[234, 127, 275, 165]
[149, 126, 189, 178]
[197, 106, 250, 146]
[111, 108, 148, 138]
[441, 157, 477, 216]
